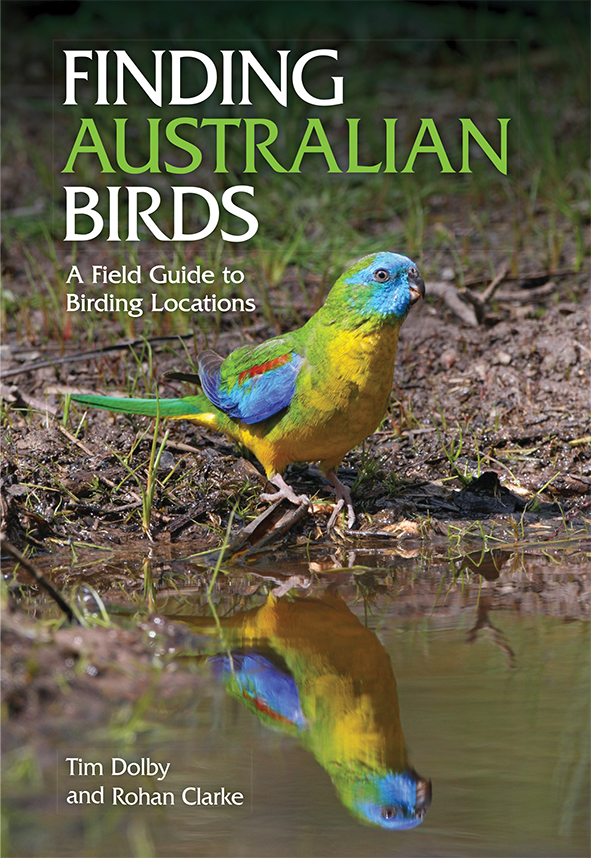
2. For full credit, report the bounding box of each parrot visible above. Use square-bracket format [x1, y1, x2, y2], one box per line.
[175, 591, 432, 829]
[72, 252, 424, 529]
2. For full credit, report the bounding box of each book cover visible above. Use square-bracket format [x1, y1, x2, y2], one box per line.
[1, 2, 589, 857]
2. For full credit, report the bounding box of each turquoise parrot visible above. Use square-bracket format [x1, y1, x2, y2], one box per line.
[174, 592, 432, 829]
[73, 252, 424, 528]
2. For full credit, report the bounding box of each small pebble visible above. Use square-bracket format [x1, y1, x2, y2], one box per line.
[440, 349, 458, 370]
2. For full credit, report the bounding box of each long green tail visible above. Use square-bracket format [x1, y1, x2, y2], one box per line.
[72, 393, 215, 421]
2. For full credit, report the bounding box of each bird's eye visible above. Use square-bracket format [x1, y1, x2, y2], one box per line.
[381, 806, 399, 819]
[374, 269, 390, 282]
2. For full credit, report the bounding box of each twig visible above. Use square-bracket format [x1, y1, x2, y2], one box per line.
[1, 536, 78, 623]
[495, 281, 557, 302]
[0, 384, 59, 415]
[1, 320, 273, 381]
[463, 266, 577, 288]
[427, 282, 479, 327]
[163, 438, 203, 455]
[479, 267, 509, 304]
[0, 334, 196, 379]
[428, 264, 564, 325]
[462, 267, 508, 323]
[574, 341, 591, 359]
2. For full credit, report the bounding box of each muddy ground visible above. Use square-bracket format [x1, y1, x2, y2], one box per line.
[2, 241, 590, 734]
[1, 255, 590, 554]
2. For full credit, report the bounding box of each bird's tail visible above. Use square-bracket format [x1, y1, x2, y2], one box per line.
[72, 392, 222, 427]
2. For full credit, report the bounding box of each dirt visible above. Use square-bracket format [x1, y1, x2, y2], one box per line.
[1, 262, 590, 558]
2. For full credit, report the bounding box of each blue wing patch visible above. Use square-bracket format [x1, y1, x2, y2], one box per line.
[209, 653, 307, 729]
[198, 349, 303, 424]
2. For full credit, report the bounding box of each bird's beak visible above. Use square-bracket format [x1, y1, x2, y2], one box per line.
[415, 778, 432, 815]
[409, 270, 425, 305]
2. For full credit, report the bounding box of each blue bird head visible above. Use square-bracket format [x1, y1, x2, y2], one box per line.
[329, 251, 425, 322]
[339, 768, 432, 830]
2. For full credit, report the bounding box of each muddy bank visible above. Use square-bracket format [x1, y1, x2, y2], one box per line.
[2, 272, 590, 555]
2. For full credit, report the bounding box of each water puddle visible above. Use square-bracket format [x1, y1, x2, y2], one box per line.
[2, 539, 590, 857]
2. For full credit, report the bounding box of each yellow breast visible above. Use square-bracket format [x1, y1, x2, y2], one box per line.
[240, 322, 401, 475]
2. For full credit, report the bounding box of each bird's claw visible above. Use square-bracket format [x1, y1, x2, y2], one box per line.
[260, 489, 310, 506]
[261, 471, 356, 533]
[326, 499, 356, 532]
[261, 474, 309, 508]
[326, 499, 345, 532]
[325, 469, 356, 533]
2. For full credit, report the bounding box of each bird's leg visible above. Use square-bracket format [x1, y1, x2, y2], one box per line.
[260, 473, 309, 507]
[325, 469, 356, 531]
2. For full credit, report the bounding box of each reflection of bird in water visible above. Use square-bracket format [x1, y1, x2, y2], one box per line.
[73, 252, 424, 529]
[182, 591, 431, 829]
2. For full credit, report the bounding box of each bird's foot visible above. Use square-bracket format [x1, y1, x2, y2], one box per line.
[260, 473, 309, 508]
[325, 469, 356, 532]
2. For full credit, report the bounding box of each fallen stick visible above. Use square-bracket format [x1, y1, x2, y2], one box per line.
[426, 281, 479, 327]
[462, 268, 508, 322]
[463, 266, 576, 288]
[0, 333, 196, 379]
[1, 536, 78, 623]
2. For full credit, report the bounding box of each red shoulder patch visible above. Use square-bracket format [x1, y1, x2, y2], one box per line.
[244, 690, 295, 726]
[238, 353, 291, 385]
